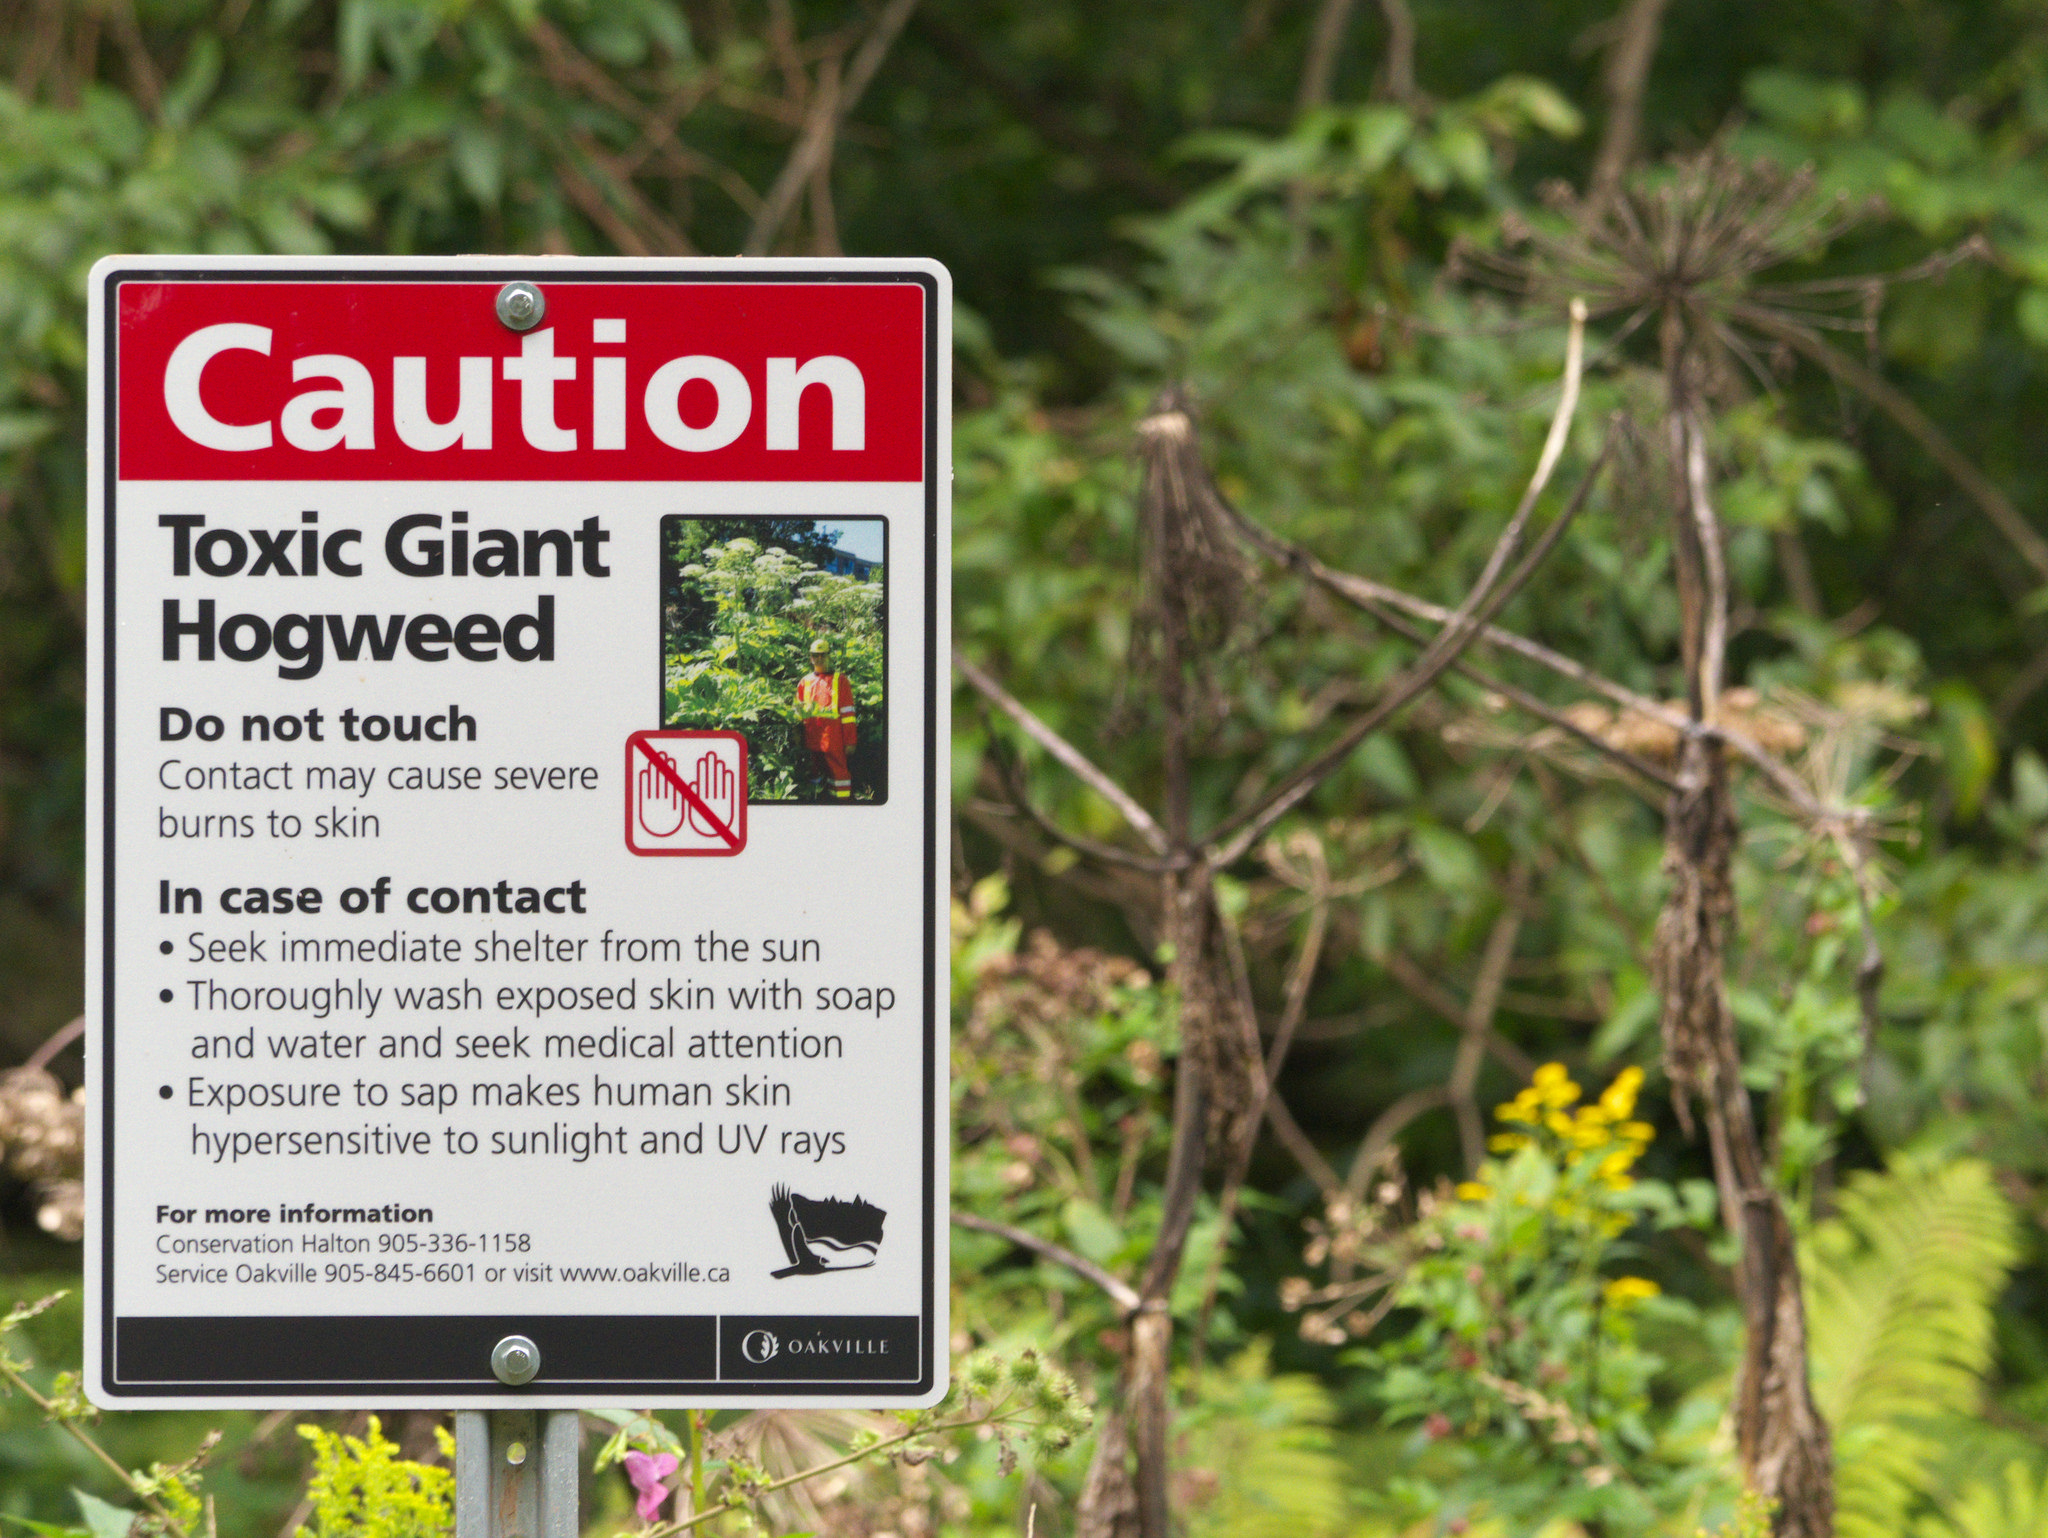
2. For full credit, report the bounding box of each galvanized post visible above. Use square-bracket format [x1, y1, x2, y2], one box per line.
[455, 1409, 580, 1538]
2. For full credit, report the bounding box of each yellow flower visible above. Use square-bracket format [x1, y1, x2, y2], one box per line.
[1604, 1276, 1660, 1306]
[1597, 1066, 1644, 1120]
[1455, 1182, 1491, 1202]
[1569, 1117, 1611, 1150]
[1488, 1132, 1531, 1153]
[1532, 1062, 1583, 1109]
[1596, 1149, 1638, 1182]
[1618, 1120, 1655, 1144]
[1545, 1111, 1575, 1137]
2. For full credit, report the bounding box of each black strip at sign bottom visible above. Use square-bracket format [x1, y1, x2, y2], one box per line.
[115, 1315, 922, 1391]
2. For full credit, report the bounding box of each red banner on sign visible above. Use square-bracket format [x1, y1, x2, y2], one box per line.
[115, 279, 927, 482]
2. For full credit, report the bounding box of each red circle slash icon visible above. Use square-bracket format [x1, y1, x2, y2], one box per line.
[625, 731, 748, 856]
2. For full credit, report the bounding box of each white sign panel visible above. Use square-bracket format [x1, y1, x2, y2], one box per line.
[84, 257, 948, 1407]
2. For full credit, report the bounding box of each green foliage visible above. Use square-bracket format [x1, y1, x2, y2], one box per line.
[951, 878, 1185, 1309]
[577, 1349, 1091, 1534]
[0, 1292, 228, 1538]
[1921, 1460, 2048, 1538]
[1176, 1343, 1353, 1538]
[1700, 1489, 1781, 1538]
[293, 1419, 452, 1538]
[1808, 1155, 2022, 1538]
[1350, 1067, 1710, 1533]
[662, 526, 884, 801]
[10, 3, 2048, 1537]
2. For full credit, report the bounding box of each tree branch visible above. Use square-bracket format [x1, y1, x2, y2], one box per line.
[744, 0, 921, 254]
[1380, 948, 1468, 1029]
[528, 19, 763, 222]
[1195, 871, 1332, 1349]
[1344, 1084, 1449, 1200]
[958, 799, 1162, 932]
[1200, 302, 1591, 865]
[1742, 306, 2048, 584]
[550, 139, 657, 255]
[806, 58, 844, 255]
[1585, 0, 1669, 212]
[107, 0, 161, 120]
[1265, 1091, 1345, 1200]
[1376, 0, 1417, 104]
[1445, 897, 1522, 1172]
[980, 740, 1175, 872]
[1296, 0, 1358, 115]
[24, 1016, 83, 1073]
[956, 648, 1172, 855]
[953, 1211, 1142, 1313]
[1344, 587, 1680, 792]
[1685, 409, 1730, 712]
[14, 0, 68, 101]
[1994, 638, 2048, 725]
[570, 128, 696, 252]
[1381, 951, 1541, 1082]
[1204, 424, 1607, 868]
[1232, 506, 1824, 814]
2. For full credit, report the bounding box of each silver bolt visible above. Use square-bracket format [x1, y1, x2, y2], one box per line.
[495, 282, 545, 332]
[491, 1334, 540, 1385]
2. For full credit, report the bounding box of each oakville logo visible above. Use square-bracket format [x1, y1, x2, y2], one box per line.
[769, 1185, 885, 1278]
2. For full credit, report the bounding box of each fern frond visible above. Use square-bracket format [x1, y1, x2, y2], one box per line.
[1804, 1155, 2020, 1538]
[1178, 1343, 1352, 1538]
[1915, 1459, 2048, 1538]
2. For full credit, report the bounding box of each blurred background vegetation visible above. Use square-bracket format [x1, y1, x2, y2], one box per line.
[6, 1, 2048, 1535]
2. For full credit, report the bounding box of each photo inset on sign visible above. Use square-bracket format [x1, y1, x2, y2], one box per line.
[661, 517, 886, 804]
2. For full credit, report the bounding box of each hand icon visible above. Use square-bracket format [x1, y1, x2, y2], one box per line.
[687, 750, 738, 837]
[626, 733, 747, 855]
[636, 751, 686, 837]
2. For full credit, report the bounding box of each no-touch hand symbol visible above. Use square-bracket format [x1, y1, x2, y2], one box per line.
[625, 730, 748, 856]
[636, 748, 734, 838]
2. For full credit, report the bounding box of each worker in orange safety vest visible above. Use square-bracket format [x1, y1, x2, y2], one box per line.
[796, 638, 858, 800]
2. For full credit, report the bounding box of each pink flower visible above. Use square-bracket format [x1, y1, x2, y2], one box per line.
[622, 1451, 679, 1524]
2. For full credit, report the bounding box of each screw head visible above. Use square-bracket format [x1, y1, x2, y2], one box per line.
[491, 1333, 540, 1386]
[505, 1441, 528, 1466]
[495, 282, 545, 332]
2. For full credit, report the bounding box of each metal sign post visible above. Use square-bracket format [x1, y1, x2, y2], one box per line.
[83, 256, 950, 1415]
[454, 1336, 577, 1538]
[455, 1409, 580, 1538]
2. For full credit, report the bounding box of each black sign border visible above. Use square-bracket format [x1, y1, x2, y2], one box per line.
[95, 263, 943, 1401]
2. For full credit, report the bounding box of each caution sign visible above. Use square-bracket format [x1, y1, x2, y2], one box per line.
[84, 258, 949, 1408]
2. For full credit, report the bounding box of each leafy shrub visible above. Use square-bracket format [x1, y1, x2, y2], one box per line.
[294, 1418, 453, 1538]
[662, 525, 884, 801]
[1347, 1066, 1712, 1532]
